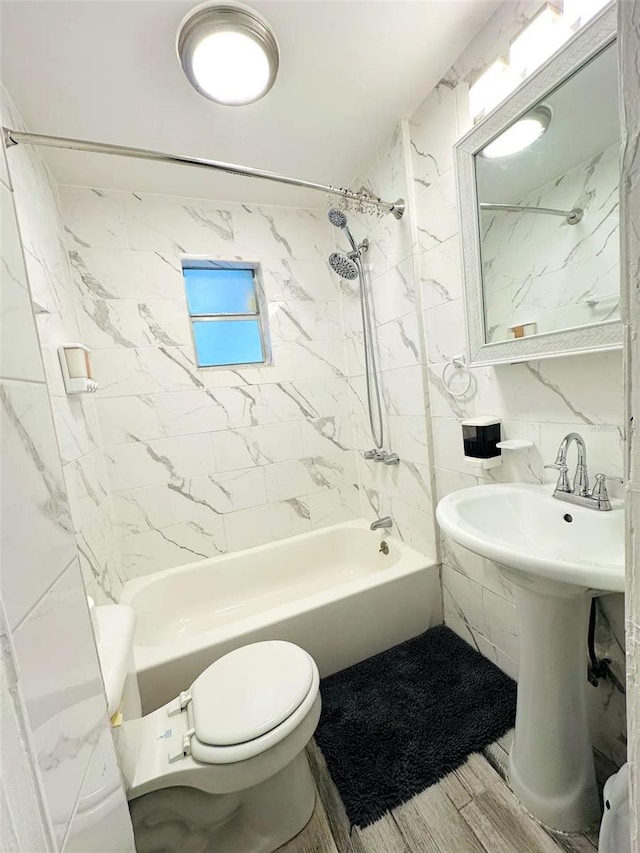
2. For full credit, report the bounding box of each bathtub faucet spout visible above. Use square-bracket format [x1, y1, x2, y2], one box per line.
[370, 516, 393, 532]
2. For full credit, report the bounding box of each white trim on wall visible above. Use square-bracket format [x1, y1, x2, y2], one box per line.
[619, 0, 640, 849]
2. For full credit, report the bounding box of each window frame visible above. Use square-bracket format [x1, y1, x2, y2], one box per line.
[181, 258, 272, 370]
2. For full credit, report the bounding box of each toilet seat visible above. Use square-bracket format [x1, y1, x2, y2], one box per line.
[165, 641, 320, 765]
[192, 641, 315, 746]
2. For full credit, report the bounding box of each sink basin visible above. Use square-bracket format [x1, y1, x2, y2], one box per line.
[436, 482, 626, 833]
[436, 482, 624, 594]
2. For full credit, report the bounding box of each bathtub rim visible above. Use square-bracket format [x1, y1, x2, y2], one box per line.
[119, 519, 437, 673]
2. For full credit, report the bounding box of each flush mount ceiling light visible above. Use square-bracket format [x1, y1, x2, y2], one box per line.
[480, 106, 552, 159]
[177, 2, 279, 106]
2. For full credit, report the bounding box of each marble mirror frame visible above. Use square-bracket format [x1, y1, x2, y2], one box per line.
[455, 4, 620, 366]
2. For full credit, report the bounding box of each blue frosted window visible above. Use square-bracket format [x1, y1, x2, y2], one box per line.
[192, 320, 263, 367]
[184, 268, 257, 315]
[182, 266, 267, 368]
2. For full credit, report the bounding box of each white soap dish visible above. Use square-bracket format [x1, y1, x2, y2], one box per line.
[496, 439, 534, 451]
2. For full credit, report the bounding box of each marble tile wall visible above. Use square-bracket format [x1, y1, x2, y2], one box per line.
[57, 186, 360, 582]
[1, 598, 53, 852]
[342, 124, 439, 561]
[620, 0, 640, 845]
[482, 142, 620, 341]
[0, 98, 134, 851]
[1, 90, 123, 605]
[405, 18, 627, 768]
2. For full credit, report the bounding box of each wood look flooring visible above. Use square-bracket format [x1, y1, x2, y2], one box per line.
[277, 738, 600, 853]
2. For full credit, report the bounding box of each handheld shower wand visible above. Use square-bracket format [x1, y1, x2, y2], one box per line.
[327, 208, 384, 451]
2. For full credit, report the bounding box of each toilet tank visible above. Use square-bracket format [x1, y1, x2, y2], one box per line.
[94, 604, 142, 722]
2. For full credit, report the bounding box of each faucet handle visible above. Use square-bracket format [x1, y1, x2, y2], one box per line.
[592, 473, 623, 510]
[593, 473, 624, 495]
[544, 462, 571, 492]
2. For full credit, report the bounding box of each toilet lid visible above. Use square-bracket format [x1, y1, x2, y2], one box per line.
[190, 641, 314, 746]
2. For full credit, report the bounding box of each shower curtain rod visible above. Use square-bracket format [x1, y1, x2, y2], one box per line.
[2, 127, 405, 220]
[480, 202, 583, 225]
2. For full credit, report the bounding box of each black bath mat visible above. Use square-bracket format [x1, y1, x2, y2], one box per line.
[314, 625, 517, 827]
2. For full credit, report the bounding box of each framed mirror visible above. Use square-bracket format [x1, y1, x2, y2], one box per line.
[455, 5, 620, 366]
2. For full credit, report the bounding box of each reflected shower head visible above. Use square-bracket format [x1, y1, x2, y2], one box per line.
[329, 251, 358, 280]
[328, 208, 348, 228]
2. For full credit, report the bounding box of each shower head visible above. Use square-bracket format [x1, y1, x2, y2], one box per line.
[328, 208, 366, 278]
[328, 208, 348, 228]
[329, 252, 359, 280]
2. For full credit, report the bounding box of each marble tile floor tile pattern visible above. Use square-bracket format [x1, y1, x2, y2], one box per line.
[277, 740, 600, 853]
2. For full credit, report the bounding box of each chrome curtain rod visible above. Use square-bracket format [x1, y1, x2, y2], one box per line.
[2, 127, 405, 220]
[480, 202, 584, 225]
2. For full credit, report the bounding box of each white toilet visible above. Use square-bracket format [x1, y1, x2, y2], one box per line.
[95, 604, 321, 853]
[599, 763, 630, 853]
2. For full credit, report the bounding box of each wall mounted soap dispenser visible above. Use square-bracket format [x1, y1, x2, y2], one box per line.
[461, 417, 502, 470]
[58, 343, 98, 394]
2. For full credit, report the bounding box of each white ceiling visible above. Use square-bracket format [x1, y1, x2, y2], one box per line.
[1, 0, 497, 207]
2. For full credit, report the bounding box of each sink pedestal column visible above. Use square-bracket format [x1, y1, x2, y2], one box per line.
[505, 575, 599, 832]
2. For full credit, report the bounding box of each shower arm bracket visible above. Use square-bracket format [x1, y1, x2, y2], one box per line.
[347, 238, 369, 260]
[390, 199, 405, 220]
[3, 127, 18, 148]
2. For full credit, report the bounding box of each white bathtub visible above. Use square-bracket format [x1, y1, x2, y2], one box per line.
[119, 520, 441, 712]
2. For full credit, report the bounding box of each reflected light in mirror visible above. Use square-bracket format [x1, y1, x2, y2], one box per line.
[481, 107, 551, 159]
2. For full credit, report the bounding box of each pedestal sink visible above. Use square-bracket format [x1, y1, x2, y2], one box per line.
[436, 483, 625, 832]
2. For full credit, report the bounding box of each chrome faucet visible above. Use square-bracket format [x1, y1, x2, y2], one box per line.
[545, 432, 621, 511]
[370, 516, 393, 531]
[546, 432, 589, 496]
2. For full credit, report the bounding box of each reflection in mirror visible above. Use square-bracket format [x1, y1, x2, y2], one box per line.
[475, 43, 619, 344]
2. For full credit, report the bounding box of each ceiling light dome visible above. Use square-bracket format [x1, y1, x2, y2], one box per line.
[177, 2, 279, 106]
[481, 106, 552, 159]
